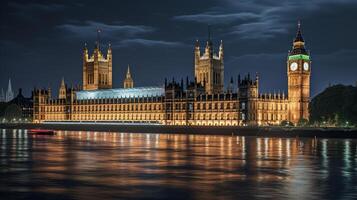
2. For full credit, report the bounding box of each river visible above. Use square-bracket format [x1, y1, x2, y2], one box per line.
[1, 129, 356, 199]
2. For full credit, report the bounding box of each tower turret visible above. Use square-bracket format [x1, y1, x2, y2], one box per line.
[227, 76, 233, 93]
[123, 65, 134, 89]
[194, 28, 224, 94]
[82, 31, 113, 90]
[59, 77, 67, 99]
[194, 40, 200, 65]
[219, 40, 224, 60]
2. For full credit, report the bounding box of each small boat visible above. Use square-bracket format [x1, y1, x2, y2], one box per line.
[28, 129, 56, 135]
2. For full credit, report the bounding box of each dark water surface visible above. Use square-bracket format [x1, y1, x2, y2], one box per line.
[1, 129, 357, 200]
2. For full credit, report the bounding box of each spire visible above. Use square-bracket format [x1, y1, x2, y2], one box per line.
[59, 77, 67, 99]
[294, 20, 304, 43]
[96, 29, 101, 49]
[84, 42, 88, 51]
[61, 77, 65, 87]
[219, 40, 224, 59]
[83, 43, 89, 61]
[6, 78, 14, 102]
[227, 76, 233, 93]
[205, 25, 213, 54]
[195, 39, 200, 49]
[7, 79, 12, 93]
[124, 65, 134, 89]
[255, 72, 259, 86]
[126, 65, 131, 78]
[290, 20, 308, 56]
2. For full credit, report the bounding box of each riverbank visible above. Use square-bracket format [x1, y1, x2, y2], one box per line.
[1, 123, 356, 138]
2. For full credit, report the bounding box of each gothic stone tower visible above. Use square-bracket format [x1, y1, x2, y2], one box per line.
[82, 42, 112, 90]
[238, 74, 259, 125]
[287, 22, 311, 124]
[59, 77, 66, 99]
[123, 65, 134, 89]
[194, 38, 224, 94]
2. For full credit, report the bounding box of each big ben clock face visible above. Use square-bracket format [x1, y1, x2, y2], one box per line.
[303, 62, 309, 71]
[290, 62, 298, 71]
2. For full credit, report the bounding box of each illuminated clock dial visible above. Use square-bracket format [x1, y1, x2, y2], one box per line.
[303, 62, 309, 71]
[290, 62, 298, 71]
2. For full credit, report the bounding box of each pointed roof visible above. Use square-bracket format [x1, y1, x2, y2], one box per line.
[206, 25, 213, 48]
[61, 77, 65, 87]
[96, 29, 101, 49]
[6, 78, 14, 102]
[289, 21, 309, 56]
[108, 43, 112, 51]
[126, 65, 132, 79]
[294, 21, 304, 43]
[7, 78, 13, 94]
[195, 39, 200, 48]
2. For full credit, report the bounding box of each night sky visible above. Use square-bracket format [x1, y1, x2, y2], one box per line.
[1, 0, 356, 97]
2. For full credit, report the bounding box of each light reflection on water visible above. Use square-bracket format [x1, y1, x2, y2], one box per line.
[0, 129, 357, 200]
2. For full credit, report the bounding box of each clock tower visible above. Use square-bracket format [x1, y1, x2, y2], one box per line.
[287, 21, 311, 124]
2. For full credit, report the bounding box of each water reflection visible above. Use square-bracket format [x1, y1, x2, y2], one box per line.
[0, 130, 357, 200]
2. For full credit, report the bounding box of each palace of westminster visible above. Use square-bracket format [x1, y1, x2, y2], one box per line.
[33, 22, 311, 126]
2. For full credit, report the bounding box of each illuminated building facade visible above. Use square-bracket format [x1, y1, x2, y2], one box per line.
[194, 37, 224, 94]
[82, 43, 112, 90]
[33, 22, 310, 126]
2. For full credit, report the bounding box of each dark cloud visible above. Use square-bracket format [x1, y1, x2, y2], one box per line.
[1, 0, 357, 97]
[7, 2, 66, 21]
[56, 21, 155, 39]
[8, 2, 66, 12]
[115, 38, 185, 47]
[176, 0, 357, 40]
[173, 12, 260, 24]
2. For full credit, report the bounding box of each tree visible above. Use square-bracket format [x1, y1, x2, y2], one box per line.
[310, 84, 357, 126]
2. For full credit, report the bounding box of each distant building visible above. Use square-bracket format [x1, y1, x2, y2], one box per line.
[3, 79, 14, 102]
[8, 88, 33, 120]
[33, 22, 311, 126]
[0, 88, 33, 121]
[123, 65, 134, 89]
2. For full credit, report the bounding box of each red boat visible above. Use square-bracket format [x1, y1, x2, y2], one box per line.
[28, 129, 56, 135]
